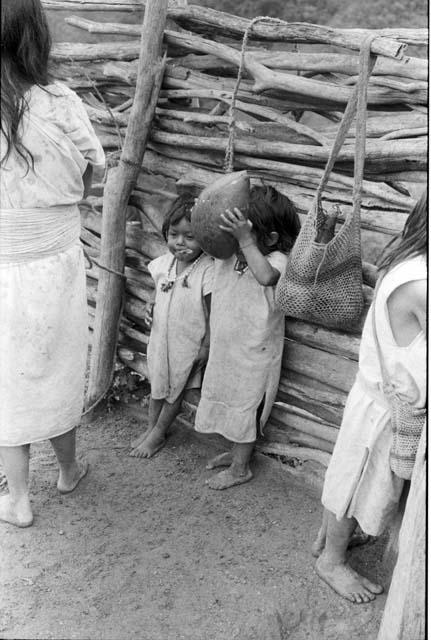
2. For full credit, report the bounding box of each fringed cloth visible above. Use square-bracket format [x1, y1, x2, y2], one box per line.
[0, 204, 88, 446]
[0, 205, 80, 264]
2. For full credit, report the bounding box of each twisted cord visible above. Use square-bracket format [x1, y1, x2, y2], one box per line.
[224, 16, 287, 173]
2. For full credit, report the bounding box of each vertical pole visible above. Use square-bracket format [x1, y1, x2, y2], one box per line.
[86, 0, 168, 410]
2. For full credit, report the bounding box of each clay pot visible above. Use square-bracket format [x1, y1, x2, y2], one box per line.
[191, 171, 250, 259]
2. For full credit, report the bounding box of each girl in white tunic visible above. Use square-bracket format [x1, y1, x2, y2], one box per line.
[0, 0, 104, 527]
[130, 194, 213, 458]
[194, 186, 301, 490]
[314, 192, 427, 604]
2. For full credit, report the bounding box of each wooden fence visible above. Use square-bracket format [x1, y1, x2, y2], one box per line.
[44, 0, 428, 487]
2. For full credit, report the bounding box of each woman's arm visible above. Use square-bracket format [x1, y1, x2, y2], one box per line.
[219, 208, 280, 286]
[386, 279, 426, 346]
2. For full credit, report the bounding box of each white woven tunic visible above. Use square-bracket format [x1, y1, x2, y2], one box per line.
[322, 255, 427, 535]
[0, 82, 105, 446]
[194, 251, 288, 443]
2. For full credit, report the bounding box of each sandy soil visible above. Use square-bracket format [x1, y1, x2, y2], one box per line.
[0, 402, 391, 640]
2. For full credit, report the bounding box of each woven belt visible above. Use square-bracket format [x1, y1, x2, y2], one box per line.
[0, 205, 81, 264]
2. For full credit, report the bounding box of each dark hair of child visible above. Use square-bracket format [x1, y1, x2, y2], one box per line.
[247, 185, 301, 253]
[161, 193, 197, 241]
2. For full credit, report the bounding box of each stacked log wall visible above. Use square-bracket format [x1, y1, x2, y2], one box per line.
[44, 0, 428, 487]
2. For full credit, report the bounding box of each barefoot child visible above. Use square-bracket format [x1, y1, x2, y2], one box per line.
[194, 185, 301, 490]
[130, 194, 213, 458]
[313, 192, 427, 604]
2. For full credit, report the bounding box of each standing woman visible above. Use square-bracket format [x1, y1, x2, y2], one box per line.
[0, 0, 105, 527]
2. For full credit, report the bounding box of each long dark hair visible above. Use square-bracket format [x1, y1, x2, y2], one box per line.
[1, 0, 52, 169]
[248, 185, 301, 253]
[378, 190, 428, 274]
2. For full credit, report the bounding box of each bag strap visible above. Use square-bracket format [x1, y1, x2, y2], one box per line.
[314, 35, 377, 225]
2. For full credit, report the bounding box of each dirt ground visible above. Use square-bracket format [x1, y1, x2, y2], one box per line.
[1, 402, 391, 640]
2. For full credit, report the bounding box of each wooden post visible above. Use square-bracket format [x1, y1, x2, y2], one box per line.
[377, 426, 426, 640]
[86, 0, 168, 410]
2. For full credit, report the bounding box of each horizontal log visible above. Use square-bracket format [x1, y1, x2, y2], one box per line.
[173, 50, 428, 81]
[277, 378, 345, 425]
[284, 320, 361, 359]
[81, 206, 166, 258]
[120, 322, 149, 347]
[118, 348, 149, 378]
[149, 130, 427, 170]
[43, 0, 145, 9]
[167, 6, 408, 58]
[255, 441, 331, 468]
[264, 420, 334, 454]
[271, 402, 339, 442]
[282, 340, 358, 394]
[161, 30, 422, 106]
[51, 41, 142, 61]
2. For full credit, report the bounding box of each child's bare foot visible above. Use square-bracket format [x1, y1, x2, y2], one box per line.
[129, 430, 165, 459]
[315, 554, 383, 603]
[130, 428, 152, 450]
[0, 494, 33, 528]
[205, 452, 232, 470]
[311, 525, 326, 557]
[57, 461, 89, 494]
[206, 468, 253, 490]
[312, 529, 372, 558]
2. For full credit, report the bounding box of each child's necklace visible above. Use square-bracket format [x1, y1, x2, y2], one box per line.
[160, 254, 203, 292]
[234, 257, 248, 276]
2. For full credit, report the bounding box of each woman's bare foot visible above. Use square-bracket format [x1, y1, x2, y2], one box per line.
[57, 461, 89, 494]
[312, 529, 372, 558]
[315, 554, 383, 603]
[206, 468, 253, 490]
[205, 452, 232, 470]
[0, 494, 33, 528]
[129, 430, 165, 459]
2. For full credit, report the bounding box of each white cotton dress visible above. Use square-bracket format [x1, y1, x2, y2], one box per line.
[322, 255, 427, 536]
[194, 251, 288, 444]
[0, 82, 105, 446]
[147, 253, 214, 403]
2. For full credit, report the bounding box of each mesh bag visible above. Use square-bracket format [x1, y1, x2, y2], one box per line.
[371, 293, 426, 480]
[387, 391, 426, 480]
[275, 36, 377, 329]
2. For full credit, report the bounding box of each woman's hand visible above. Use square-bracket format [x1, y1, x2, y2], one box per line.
[219, 208, 255, 248]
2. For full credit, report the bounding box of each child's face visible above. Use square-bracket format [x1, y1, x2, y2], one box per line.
[167, 218, 202, 263]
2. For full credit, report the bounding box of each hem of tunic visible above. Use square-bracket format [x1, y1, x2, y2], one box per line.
[0, 420, 79, 447]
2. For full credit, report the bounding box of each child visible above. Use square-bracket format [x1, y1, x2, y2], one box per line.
[194, 185, 301, 489]
[130, 193, 213, 458]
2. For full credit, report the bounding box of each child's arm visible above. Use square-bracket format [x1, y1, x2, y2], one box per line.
[220, 208, 281, 286]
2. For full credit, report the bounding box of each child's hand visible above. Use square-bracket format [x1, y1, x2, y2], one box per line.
[143, 302, 154, 329]
[219, 208, 254, 247]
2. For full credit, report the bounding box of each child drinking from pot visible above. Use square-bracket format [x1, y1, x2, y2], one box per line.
[194, 185, 300, 489]
[130, 193, 213, 458]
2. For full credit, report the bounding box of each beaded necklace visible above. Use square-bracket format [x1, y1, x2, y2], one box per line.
[160, 254, 203, 292]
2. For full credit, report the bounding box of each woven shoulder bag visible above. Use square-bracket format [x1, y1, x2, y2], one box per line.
[371, 291, 426, 480]
[275, 36, 377, 329]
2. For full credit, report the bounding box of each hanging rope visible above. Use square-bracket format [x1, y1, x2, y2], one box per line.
[223, 16, 287, 173]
